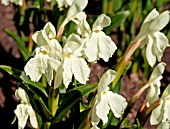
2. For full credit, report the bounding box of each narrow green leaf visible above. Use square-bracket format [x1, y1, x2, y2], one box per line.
[105, 11, 130, 34]
[0, 65, 48, 97]
[5, 29, 31, 61]
[51, 84, 97, 123]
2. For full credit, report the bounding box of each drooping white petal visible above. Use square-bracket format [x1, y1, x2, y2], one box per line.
[15, 88, 30, 103]
[146, 83, 161, 107]
[149, 10, 170, 32]
[96, 94, 110, 124]
[150, 100, 164, 125]
[24, 53, 48, 82]
[146, 35, 156, 67]
[63, 57, 73, 88]
[77, 19, 91, 38]
[98, 31, 117, 62]
[98, 70, 117, 93]
[71, 12, 87, 25]
[106, 92, 127, 118]
[14, 104, 29, 129]
[27, 105, 38, 128]
[84, 33, 98, 62]
[163, 98, 170, 122]
[149, 62, 166, 83]
[158, 121, 170, 129]
[72, 57, 90, 84]
[54, 63, 64, 89]
[91, 95, 101, 126]
[93, 14, 111, 31]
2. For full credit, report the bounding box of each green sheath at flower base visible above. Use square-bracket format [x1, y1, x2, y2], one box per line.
[91, 70, 127, 128]
[14, 88, 38, 129]
[150, 84, 170, 128]
[24, 22, 62, 86]
[135, 9, 170, 67]
[78, 14, 117, 63]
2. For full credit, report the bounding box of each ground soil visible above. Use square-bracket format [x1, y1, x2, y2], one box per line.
[0, 2, 170, 129]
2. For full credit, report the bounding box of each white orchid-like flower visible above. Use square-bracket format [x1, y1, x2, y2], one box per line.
[24, 22, 62, 85]
[54, 34, 90, 88]
[1, 0, 23, 6]
[146, 62, 166, 107]
[150, 84, 170, 128]
[91, 70, 127, 127]
[14, 88, 38, 129]
[78, 14, 117, 62]
[135, 9, 170, 67]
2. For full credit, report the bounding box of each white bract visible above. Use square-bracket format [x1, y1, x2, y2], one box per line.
[150, 84, 170, 128]
[78, 14, 117, 62]
[91, 70, 127, 127]
[135, 9, 170, 67]
[1, 0, 22, 6]
[55, 34, 90, 88]
[24, 22, 62, 85]
[14, 88, 38, 129]
[146, 62, 166, 107]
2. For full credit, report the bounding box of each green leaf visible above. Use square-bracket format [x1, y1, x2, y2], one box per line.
[5, 29, 31, 61]
[121, 118, 137, 129]
[0, 65, 48, 97]
[112, 0, 123, 12]
[51, 84, 97, 123]
[105, 11, 130, 34]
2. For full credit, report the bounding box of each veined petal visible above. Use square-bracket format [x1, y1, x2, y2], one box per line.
[77, 19, 91, 38]
[150, 100, 164, 125]
[163, 98, 170, 122]
[93, 14, 111, 31]
[15, 88, 30, 103]
[27, 105, 38, 128]
[49, 39, 62, 59]
[146, 35, 156, 67]
[84, 33, 98, 62]
[54, 63, 64, 89]
[24, 54, 48, 82]
[96, 94, 110, 124]
[72, 57, 90, 84]
[106, 92, 127, 118]
[98, 70, 117, 93]
[14, 104, 29, 129]
[98, 31, 117, 62]
[149, 10, 170, 32]
[63, 57, 73, 88]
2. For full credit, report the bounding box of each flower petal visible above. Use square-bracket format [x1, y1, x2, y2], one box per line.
[106, 92, 127, 118]
[84, 33, 98, 62]
[96, 94, 110, 124]
[24, 54, 48, 82]
[72, 57, 90, 84]
[27, 105, 38, 128]
[63, 57, 73, 88]
[43, 22, 56, 39]
[98, 70, 117, 92]
[146, 35, 156, 67]
[98, 31, 117, 62]
[158, 121, 170, 129]
[15, 88, 30, 103]
[93, 14, 111, 31]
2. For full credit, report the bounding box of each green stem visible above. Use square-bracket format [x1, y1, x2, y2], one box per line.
[44, 122, 51, 129]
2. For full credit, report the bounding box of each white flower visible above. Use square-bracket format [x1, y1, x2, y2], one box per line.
[91, 70, 127, 127]
[135, 9, 170, 67]
[14, 88, 38, 129]
[79, 14, 117, 62]
[24, 22, 62, 85]
[57, 0, 75, 10]
[55, 34, 90, 88]
[150, 84, 170, 128]
[1, 0, 22, 6]
[146, 62, 166, 107]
